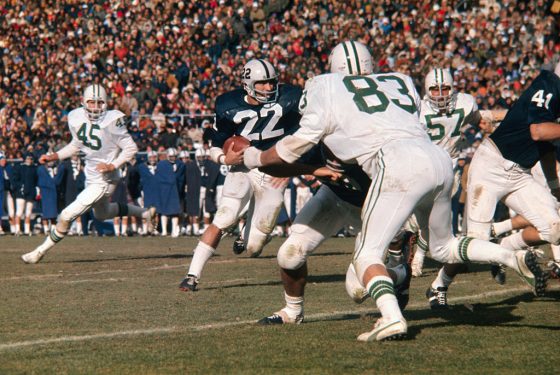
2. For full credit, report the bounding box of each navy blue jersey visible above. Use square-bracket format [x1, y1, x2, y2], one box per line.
[491, 70, 560, 168]
[300, 144, 371, 207]
[213, 84, 302, 151]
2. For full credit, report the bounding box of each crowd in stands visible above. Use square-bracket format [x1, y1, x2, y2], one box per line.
[0, 0, 558, 160]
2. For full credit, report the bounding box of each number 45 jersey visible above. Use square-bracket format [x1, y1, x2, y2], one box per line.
[213, 84, 302, 151]
[491, 70, 560, 168]
[67, 108, 133, 184]
[420, 92, 479, 163]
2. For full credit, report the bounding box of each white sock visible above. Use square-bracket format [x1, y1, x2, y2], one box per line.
[172, 217, 179, 236]
[142, 222, 148, 233]
[193, 223, 199, 234]
[36, 228, 65, 253]
[456, 237, 518, 270]
[10, 223, 15, 233]
[551, 244, 560, 262]
[131, 222, 137, 232]
[492, 219, 513, 236]
[187, 241, 216, 279]
[366, 275, 403, 320]
[121, 223, 128, 235]
[499, 232, 528, 250]
[24, 223, 30, 234]
[431, 267, 454, 289]
[283, 292, 304, 319]
[113, 223, 120, 235]
[76, 221, 82, 234]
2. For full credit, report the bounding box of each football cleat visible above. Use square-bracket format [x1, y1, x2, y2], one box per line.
[21, 249, 47, 264]
[232, 235, 246, 255]
[179, 274, 199, 292]
[257, 310, 303, 325]
[491, 264, 507, 285]
[515, 250, 547, 297]
[426, 286, 450, 310]
[548, 260, 560, 279]
[395, 264, 412, 310]
[357, 317, 407, 342]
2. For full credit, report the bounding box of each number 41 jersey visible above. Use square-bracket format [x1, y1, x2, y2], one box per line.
[491, 70, 560, 168]
[67, 107, 131, 184]
[213, 84, 302, 151]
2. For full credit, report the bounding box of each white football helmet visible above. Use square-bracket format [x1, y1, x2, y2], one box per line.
[424, 68, 456, 113]
[82, 84, 108, 122]
[329, 41, 373, 76]
[241, 59, 278, 103]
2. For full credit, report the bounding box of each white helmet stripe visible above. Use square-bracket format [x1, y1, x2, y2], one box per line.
[341, 42, 354, 75]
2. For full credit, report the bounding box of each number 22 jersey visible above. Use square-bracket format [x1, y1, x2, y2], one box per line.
[212, 84, 302, 151]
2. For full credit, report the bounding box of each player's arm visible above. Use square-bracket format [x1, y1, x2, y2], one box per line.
[539, 148, 560, 197]
[44, 139, 80, 164]
[529, 121, 560, 142]
[98, 116, 138, 173]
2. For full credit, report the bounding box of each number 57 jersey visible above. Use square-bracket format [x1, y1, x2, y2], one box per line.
[295, 72, 428, 175]
[213, 84, 302, 151]
[67, 108, 134, 184]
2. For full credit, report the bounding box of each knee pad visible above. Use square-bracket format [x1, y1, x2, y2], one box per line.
[466, 220, 491, 241]
[277, 237, 308, 270]
[246, 228, 270, 258]
[345, 263, 368, 304]
[541, 220, 560, 245]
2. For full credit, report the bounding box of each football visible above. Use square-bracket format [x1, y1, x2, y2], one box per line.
[223, 135, 250, 152]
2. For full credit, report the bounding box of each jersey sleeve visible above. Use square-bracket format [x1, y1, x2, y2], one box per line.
[213, 102, 236, 148]
[291, 76, 331, 144]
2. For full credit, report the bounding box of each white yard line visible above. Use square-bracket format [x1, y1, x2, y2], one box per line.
[0, 284, 557, 352]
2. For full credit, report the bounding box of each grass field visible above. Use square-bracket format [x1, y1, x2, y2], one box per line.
[1, 235, 558, 374]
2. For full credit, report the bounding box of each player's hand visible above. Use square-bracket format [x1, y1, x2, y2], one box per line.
[270, 177, 289, 189]
[223, 142, 246, 166]
[313, 166, 341, 181]
[552, 187, 560, 203]
[96, 163, 116, 173]
[39, 153, 58, 164]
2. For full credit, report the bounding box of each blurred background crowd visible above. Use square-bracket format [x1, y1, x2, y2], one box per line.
[0, 0, 558, 159]
[0, 0, 559, 235]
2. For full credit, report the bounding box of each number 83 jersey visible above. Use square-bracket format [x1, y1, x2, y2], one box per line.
[213, 84, 303, 150]
[67, 107, 131, 184]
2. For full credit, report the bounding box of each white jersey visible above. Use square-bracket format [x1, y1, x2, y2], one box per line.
[65, 108, 137, 184]
[420, 92, 479, 161]
[292, 72, 428, 177]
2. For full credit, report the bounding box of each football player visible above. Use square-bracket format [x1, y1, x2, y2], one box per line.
[241, 40, 545, 341]
[257, 42, 411, 325]
[464, 63, 560, 278]
[178, 59, 302, 292]
[406, 68, 507, 309]
[21, 84, 154, 263]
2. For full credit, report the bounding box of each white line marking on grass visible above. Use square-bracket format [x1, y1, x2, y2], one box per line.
[0, 284, 557, 352]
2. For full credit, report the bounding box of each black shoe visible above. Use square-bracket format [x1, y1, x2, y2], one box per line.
[395, 264, 412, 310]
[232, 235, 246, 255]
[491, 264, 506, 285]
[426, 286, 449, 310]
[179, 274, 198, 292]
[257, 311, 303, 325]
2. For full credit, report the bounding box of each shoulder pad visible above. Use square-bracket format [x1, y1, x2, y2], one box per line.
[215, 89, 246, 113]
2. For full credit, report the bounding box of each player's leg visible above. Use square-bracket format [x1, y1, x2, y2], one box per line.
[244, 172, 288, 257]
[354, 144, 433, 341]
[180, 171, 252, 291]
[21, 184, 110, 263]
[7, 191, 15, 234]
[259, 186, 361, 324]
